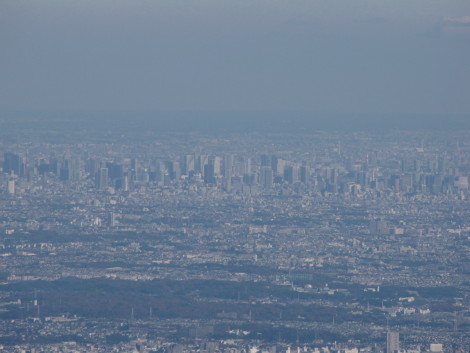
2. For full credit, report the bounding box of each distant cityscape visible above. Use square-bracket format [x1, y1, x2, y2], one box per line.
[0, 125, 469, 352]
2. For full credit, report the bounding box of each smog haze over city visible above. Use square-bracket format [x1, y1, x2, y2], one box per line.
[0, 1, 470, 353]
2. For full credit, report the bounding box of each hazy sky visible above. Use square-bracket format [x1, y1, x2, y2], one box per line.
[1, 0, 469, 115]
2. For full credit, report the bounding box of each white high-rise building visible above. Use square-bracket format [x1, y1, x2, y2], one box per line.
[213, 156, 222, 175]
[7, 179, 15, 195]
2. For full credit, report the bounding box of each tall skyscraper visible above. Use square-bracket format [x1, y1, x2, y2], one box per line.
[182, 154, 195, 176]
[204, 162, 216, 185]
[213, 157, 222, 175]
[300, 165, 310, 184]
[97, 167, 108, 190]
[387, 331, 399, 353]
[123, 175, 129, 191]
[197, 155, 209, 176]
[3, 152, 21, 175]
[241, 157, 251, 175]
[85, 158, 100, 177]
[106, 162, 124, 181]
[275, 158, 286, 175]
[271, 155, 278, 172]
[60, 158, 80, 182]
[7, 179, 15, 195]
[224, 155, 233, 178]
[245, 157, 252, 175]
[223, 154, 234, 192]
[260, 167, 273, 188]
[60, 160, 70, 181]
[284, 165, 299, 184]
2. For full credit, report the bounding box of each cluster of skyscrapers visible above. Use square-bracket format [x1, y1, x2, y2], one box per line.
[2, 148, 468, 199]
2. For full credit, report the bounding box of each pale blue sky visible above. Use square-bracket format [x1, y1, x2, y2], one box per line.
[1, 0, 469, 115]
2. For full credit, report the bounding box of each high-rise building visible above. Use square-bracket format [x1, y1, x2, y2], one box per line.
[260, 167, 273, 188]
[204, 162, 216, 185]
[223, 155, 233, 178]
[106, 162, 124, 181]
[275, 158, 286, 175]
[123, 175, 129, 191]
[241, 157, 251, 175]
[223, 155, 234, 192]
[329, 168, 338, 185]
[97, 168, 108, 190]
[181, 154, 195, 175]
[271, 155, 278, 172]
[7, 179, 15, 195]
[300, 165, 310, 184]
[213, 157, 222, 175]
[284, 165, 299, 184]
[197, 155, 209, 176]
[60, 158, 80, 182]
[3, 152, 21, 175]
[85, 158, 100, 176]
[387, 331, 399, 353]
